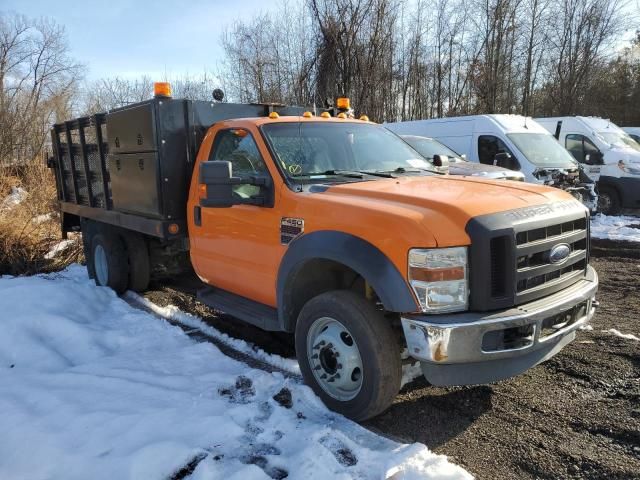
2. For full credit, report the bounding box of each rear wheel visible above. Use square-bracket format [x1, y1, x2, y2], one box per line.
[122, 232, 150, 292]
[90, 232, 129, 294]
[597, 186, 620, 215]
[295, 290, 402, 421]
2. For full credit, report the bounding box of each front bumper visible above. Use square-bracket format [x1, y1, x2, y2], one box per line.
[401, 265, 598, 386]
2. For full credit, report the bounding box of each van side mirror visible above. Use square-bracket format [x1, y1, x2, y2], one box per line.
[433, 154, 449, 168]
[494, 152, 519, 171]
[199, 161, 271, 208]
[585, 152, 604, 165]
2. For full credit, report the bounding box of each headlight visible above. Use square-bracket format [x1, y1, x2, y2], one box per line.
[408, 247, 468, 313]
[618, 161, 640, 175]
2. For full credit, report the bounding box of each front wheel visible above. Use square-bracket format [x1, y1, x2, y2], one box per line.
[295, 290, 402, 421]
[597, 186, 620, 215]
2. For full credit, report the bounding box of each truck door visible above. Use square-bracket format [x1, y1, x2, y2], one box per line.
[565, 134, 602, 182]
[191, 127, 283, 307]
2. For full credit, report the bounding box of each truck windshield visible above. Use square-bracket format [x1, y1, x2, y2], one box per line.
[401, 136, 464, 163]
[597, 131, 640, 152]
[507, 133, 577, 167]
[261, 122, 437, 179]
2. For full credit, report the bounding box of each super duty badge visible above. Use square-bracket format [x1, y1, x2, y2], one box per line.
[280, 218, 304, 245]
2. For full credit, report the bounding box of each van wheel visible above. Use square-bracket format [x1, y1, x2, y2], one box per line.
[295, 290, 401, 421]
[597, 187, 620, 215]
[91, 232, 129, 294]
[122, 232, 150, 292]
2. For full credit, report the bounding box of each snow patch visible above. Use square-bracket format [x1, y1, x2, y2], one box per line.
[603, 329, 640, 341]
[0, 186, 27, 210]
[44, 239, 76, 259]
[590, 214, 640, 243]
[32, 213, 54, 224]
[0, 265, 471, 480]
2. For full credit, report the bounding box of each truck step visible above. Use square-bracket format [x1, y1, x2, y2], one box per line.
[197, 287, 280, 332]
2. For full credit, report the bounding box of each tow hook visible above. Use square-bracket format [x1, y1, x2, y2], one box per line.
[592, 300, 600, 309]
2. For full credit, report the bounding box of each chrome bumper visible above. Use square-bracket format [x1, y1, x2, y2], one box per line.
[401, 265, 598, 386]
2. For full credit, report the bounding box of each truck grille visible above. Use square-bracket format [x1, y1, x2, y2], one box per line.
[467, 202, 590, 311]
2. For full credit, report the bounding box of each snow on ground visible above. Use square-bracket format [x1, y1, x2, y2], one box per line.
[590, 214, 640, 242]
[43, 239, 77, 259]
[32, 213, 54, 225]
[603, 329, 640, 341]
[0, 266, 471, 480]
[0, 186, 27, 211]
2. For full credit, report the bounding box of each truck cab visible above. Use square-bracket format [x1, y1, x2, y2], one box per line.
[387, 115, 598, 212]
[536, 117, 640, 214]
[49, 88, 599, 421]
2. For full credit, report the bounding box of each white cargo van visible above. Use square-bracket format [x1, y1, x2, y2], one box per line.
[622, 127, 640, 144]
[387, 115, 597, 211]
[536, 117, 640, 214]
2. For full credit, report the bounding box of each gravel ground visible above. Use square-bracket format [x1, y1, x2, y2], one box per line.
[144, 238, 639, 480]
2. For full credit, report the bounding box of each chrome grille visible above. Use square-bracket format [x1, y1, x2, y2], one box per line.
[514, 216, 588, 303]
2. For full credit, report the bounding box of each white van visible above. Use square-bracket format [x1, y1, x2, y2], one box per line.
[622, 127, 640, 144]
[536, 117, 640, 214]
[387, 115, 597, 211]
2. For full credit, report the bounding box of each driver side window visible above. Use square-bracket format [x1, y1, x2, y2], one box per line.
[565, 134, 600, 165]
[478, 135, 515, 165]
[209, 129, 269, 198]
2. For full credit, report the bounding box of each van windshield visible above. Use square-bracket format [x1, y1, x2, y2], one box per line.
[507, 133, 577, 167]
[597, 131, 640, 152]
[261, 122, 437, 179]
[401, 136, 465, 163]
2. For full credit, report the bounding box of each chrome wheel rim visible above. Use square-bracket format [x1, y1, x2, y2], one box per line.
[94, 244, 108, 286]
[306, 317, 363, 401]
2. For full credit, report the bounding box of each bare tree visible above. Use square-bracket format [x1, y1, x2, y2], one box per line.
[0, 13, 83, 165]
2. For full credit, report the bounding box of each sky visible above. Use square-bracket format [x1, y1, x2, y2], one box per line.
[2, 0, 282, 80]
[3, 0, 638, 83]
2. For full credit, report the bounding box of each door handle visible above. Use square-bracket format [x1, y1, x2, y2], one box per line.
[194, 206, 201, 226]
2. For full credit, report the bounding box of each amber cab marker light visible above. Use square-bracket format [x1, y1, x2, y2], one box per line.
[154, 82, 172, 98]
[168, 223, 180, 235]
[336, 97, 350, 110]
[359, 115, 370, 122]
[320, 111, 331, 118]
[269, 111, 280, 119]
[302, 111, 313, 118]
[337, 112, 347, 119]
[198, 184, 207, 200]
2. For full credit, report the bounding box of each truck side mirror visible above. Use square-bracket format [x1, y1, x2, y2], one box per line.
[433, 154, 450, 169]
[494, 152, 519, 171]
[199, 161, 271, 208]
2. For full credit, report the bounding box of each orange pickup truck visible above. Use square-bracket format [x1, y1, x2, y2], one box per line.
[49, 84, 598, 420]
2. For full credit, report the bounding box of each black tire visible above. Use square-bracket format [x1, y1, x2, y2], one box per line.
[295, 290, 402, 421]
[81, 219, 97, 280]
[597, 186, 620, 215]
[121, 232, 150, 292]
[90, 232, 129, 294]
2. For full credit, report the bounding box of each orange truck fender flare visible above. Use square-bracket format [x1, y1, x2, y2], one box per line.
[276, 230, 419, 332]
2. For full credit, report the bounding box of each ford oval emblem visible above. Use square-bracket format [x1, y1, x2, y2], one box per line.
[549, 243, 571, 264]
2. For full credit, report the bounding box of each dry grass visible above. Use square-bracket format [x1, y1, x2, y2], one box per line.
[0, 160, 82, 275]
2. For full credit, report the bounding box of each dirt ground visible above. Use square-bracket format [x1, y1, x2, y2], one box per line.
[144, 238, 639, 480]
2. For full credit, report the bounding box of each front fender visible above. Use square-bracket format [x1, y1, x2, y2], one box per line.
[276, 230, 419, 331]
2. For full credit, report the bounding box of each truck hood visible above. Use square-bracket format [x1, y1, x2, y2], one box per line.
[321, 175, 574, 246]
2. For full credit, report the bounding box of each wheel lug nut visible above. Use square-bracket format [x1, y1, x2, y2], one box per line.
[313, 340, 326, 350]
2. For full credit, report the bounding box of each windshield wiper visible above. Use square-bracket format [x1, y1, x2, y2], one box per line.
[299, 169, 397, 178]
[374, 167, 434, 175]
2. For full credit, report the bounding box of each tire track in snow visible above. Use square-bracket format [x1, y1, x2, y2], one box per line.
[122, 291, 419, 461]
